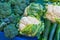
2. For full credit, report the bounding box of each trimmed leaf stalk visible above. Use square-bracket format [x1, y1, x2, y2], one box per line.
[42, 19, 51, 40]
[49, 23, 57, 40]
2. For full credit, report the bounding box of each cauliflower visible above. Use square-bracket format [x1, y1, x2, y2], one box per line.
[20, 3, 44, 37]
[19, 16, 40, 30]
[24, 3, 43, 19]
[19, 16, 44, 38]
[45, 4, 60, 23]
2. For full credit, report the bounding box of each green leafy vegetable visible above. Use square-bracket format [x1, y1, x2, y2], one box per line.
[24, 3, 43, 20]
[4, 24, 18, 38]
[0, 2, 11, 18]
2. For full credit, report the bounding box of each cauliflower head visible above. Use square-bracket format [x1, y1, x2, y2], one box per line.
[19, 16, 44, 38]
[45, 4, 60, 23]
[24, 3, 43, 19]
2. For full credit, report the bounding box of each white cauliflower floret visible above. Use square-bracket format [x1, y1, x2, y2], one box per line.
[46, 4, 60, 22]
[53, 6, 60, 17]
[47, 5, 53, 13]
[27, 16, 40, 24]
[20, 17, 32, 25]
[19, 16, 40, 30]
[19, 23, 25, 30]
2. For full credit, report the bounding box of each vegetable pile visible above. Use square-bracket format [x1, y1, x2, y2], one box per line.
[0, 0, 60, 40]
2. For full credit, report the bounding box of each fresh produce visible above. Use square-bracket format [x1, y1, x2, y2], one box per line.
[4, 24, 18, 38]
[0, 0, 31, 38]
[20, 3, 44, 39]
[45, 3, 60, 23]
[48, 23, 57, 40]
[24, 3, 43, 19]
[0, 2, 11, 18]
[43, 2, 60, 40]
[19, 16, 44, 39]
[42, 19, 51, 40]
[55, 24, 60, 40]
[0, 0, 60, 40]
[9, 0, 30, 15]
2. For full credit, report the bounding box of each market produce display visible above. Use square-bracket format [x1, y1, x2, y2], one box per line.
[0, 0, 60, 40]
